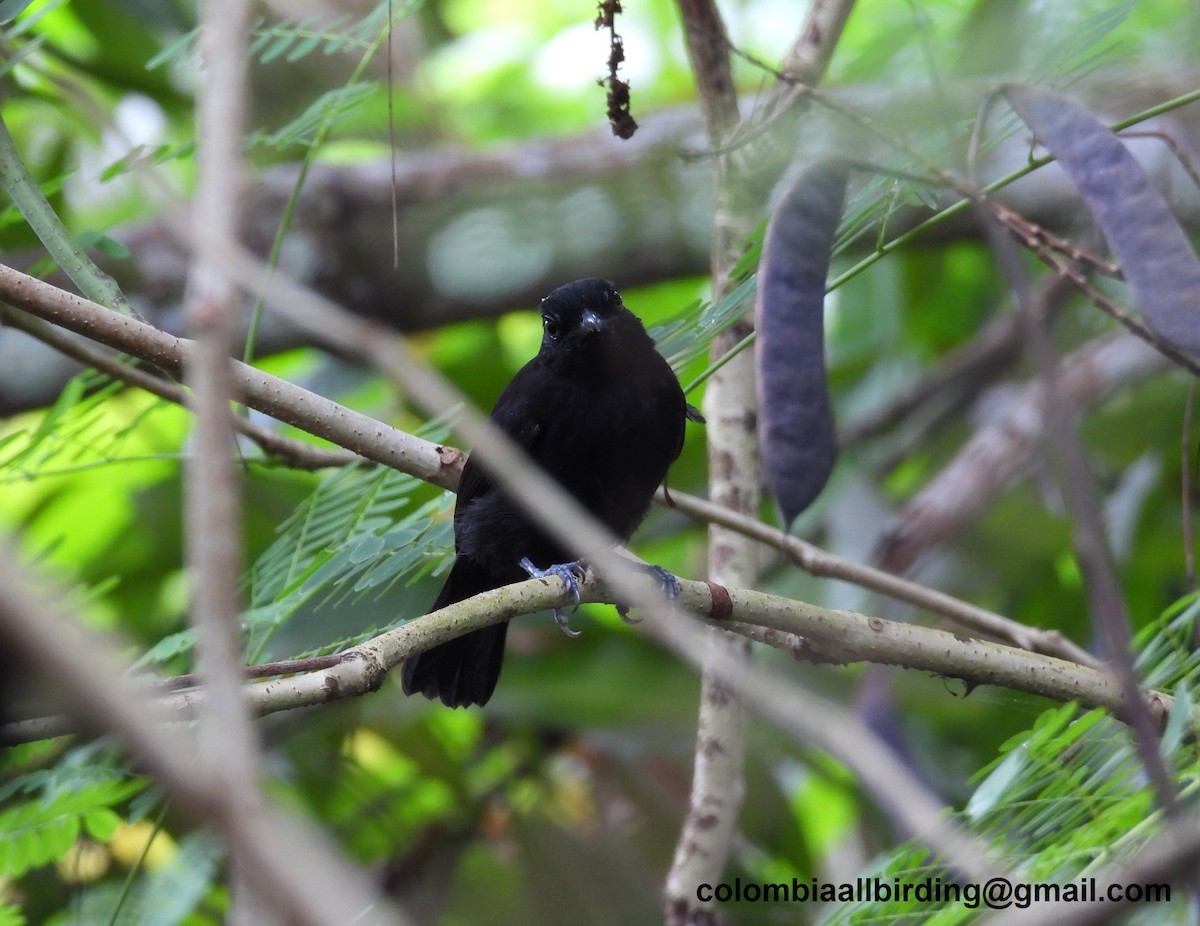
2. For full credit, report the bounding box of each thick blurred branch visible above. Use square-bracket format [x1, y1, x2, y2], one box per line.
[986, 211, 1180, 816]
[666, 1, 856, 922]
[189, 2, 278, 919]
[0, 538, 410, 926]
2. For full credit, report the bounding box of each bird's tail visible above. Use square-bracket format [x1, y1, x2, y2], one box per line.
[401, 559, 509, 708]
[401, 623, 508, 708]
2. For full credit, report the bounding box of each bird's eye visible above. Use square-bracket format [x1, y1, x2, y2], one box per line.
[542, 316, 560, 339]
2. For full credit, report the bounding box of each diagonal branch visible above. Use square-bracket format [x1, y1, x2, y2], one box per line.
[0, 263, 461, 488]
[1, 571, 1166, 749]
[2, 260, 1097, 671]
[660, 487, 1097, 667]
[0, 536, 412, 926]
[984, 210, 1180, 817]
[0, 305, 361, 470]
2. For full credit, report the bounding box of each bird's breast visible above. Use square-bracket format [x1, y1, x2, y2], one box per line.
[535, 367, 684, 537]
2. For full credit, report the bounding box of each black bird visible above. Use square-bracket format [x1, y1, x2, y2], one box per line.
[401, 278, 698, 708]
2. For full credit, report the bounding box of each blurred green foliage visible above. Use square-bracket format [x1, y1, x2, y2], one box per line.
[0, 0, 1198, 923]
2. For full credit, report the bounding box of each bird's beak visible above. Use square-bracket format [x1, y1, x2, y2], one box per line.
[579, 309, 607, 335]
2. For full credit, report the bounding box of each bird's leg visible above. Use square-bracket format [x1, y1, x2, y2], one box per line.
[616, 563, 680, 624]
[519, 557, 586, 638]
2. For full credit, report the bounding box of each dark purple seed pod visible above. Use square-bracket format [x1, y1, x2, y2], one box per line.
[1007, 85, 1200, 354]
[755, 162, 847, 527]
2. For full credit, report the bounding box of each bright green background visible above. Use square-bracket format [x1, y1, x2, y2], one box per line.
[1, 1, 1198, 923]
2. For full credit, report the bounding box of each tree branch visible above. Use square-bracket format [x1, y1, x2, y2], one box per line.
[190, 2, 279, 919]
[668, 0, 752, 918]
[2, 260, 1101, 674]
[0, 305, 361, 469]
[660, 487, 1097, 667]
[0, 536, 411, 926]
[0, 263, 460, 487]
[1, 571, 1165, 747]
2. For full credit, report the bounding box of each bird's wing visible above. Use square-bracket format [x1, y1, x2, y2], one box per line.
[454, 363, 548, 505]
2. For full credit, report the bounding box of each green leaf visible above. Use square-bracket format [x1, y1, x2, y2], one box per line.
[9, 374, 88, 468]
[651, 274, 756, 373]
[1160, 680, 1191, 757]
[259, 28, 299, 64]
[0, 775, 145, 877]
[137, 834, 224, 926]
[964, 748, 1025, 821]
[286, 31, 324, 63]
[82, 807, 121, 841]
[251, 82, 377, 150]
[0, 901, 26, 926]
[145, 27, 197, 70]
[243, 449, 453, 658]
[130, 628, 197, 672]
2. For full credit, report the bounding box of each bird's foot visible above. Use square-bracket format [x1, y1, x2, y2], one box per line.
[616, 563, 680, 624]
[519, 557, 586, 638]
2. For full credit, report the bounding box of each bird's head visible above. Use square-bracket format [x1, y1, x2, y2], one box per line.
[537, 278, 644, 358]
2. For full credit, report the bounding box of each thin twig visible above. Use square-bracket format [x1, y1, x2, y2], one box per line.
[1119, 129, 1200, 194]
[1185, 381, 1196, 591]
[387, 0, 400, 268]
[984, 207, 1180, 817]
[988, 200, 1200, 377]
[148, 655, 345, 692]
[660, 486, 1098, 668]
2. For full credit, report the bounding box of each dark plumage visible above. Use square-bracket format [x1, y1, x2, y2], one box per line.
[401, 278, 695, 708]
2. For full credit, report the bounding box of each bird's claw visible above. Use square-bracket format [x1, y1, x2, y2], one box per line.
[519, 557, 586, 638]
[616, 563, 680, 624]
[648, 564, 681, 600]
[553, 607, 583, 638]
